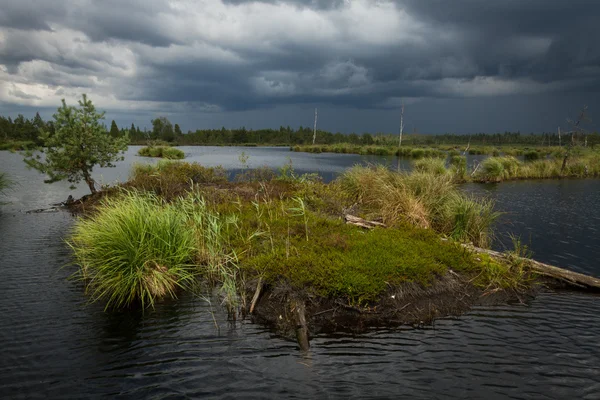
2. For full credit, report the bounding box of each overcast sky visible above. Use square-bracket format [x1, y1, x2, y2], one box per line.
[1, 0, 598, 133]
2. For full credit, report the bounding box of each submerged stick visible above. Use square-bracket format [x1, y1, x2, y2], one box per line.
[249, 277, 263, 314]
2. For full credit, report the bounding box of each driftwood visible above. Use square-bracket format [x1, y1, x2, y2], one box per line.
[346, 214, 600, 290]
[291, 299, 310, 351]
[464, 244, 600, 290]
[344, 214, 386, 229]
[249, 277, 263, 314]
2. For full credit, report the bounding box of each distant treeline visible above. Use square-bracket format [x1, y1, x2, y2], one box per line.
[1, 113, 598, 148]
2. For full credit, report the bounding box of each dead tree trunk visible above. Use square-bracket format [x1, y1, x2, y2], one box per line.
[312, 108, 318, 145]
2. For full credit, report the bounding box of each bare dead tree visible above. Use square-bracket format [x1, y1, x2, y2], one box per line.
[463, 135, 471, 156]
[398, 101, 404, 147]
[312, 108, 318, 145]
[561, 106, 590, 174]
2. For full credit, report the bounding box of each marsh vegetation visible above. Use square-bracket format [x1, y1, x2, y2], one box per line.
[66, 159, 545, 340]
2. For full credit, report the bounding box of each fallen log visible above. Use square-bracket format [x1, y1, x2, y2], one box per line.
[344, 214, 386, 229]
[464, 244, 600, 290]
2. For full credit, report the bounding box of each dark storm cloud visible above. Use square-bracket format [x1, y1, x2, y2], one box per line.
[1, 0, 599, 132]
[0, 0, 67, 31]
[399, 0, 600, 81]
[221, 0, 346, 10]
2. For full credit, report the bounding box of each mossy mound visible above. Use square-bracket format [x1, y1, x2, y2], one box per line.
[247, 218, 477, 305]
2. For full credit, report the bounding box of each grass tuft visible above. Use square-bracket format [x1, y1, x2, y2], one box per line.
[68, 191, 197, 309]
[412, 157, 448, 175]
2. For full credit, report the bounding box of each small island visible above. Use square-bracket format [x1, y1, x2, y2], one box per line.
[138, 144, 185, 159]
[66, 160, 600, 349]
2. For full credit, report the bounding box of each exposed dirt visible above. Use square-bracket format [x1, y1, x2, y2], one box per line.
[247, 271, 539, 341]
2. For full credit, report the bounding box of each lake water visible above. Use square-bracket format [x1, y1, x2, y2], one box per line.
[1, 146, 599, 399]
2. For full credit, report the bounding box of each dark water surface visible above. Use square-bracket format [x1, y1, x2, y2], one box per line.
[1, 147, 599, 399]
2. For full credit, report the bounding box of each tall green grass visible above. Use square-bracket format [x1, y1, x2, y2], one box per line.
[68, 191, 197, 309]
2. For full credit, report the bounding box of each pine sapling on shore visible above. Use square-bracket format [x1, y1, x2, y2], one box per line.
[24, 95, 129, 195]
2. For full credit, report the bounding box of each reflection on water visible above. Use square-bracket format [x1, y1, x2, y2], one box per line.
[1, 147, 600, 399]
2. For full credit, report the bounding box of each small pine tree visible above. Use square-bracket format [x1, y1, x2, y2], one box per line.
[174, 123, 182, 137]
[110, 120, 120, 138]
[24, 95, 129, 194]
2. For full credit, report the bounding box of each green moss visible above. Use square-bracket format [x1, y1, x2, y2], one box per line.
[245, 218, 476, 304]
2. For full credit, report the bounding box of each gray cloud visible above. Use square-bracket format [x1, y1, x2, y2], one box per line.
[0, 0, 598, 132]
